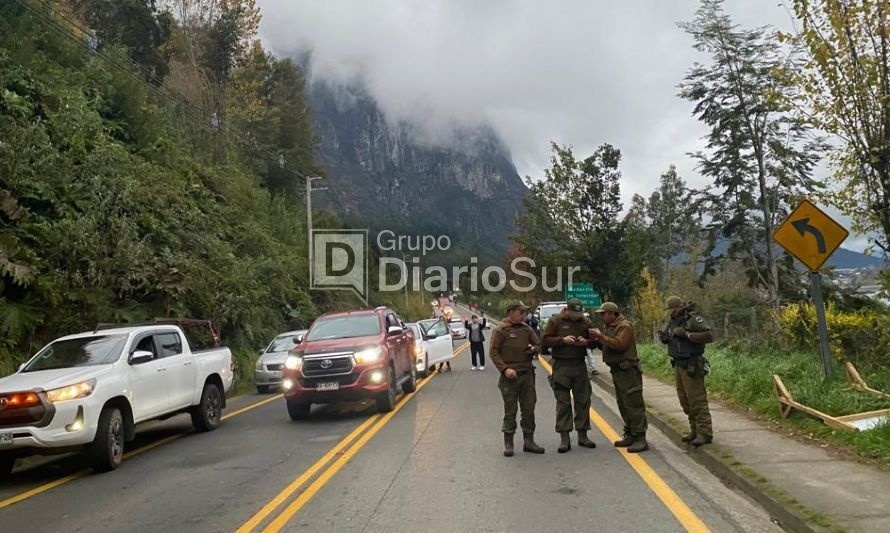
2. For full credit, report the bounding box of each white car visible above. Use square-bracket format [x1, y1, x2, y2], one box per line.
[412, 319, 455, 376]
[254, 330, 307, 393]
[0, 321, 234, 476]
[448, 316, 467, 339]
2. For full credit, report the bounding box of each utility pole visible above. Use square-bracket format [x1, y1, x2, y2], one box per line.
[402, 252, 409, 313]
[306, 176, 326, 285]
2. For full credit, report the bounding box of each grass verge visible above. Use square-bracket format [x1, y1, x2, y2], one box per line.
[637, 343, 890, 467]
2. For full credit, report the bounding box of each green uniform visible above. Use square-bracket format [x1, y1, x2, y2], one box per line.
[598, 315, 647, 438]
[490, 320, 540, 435]
[542, 311, 595, 433]
[660, 303, 714, 439]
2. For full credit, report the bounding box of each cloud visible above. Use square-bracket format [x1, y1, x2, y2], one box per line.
[255, 1, 875, 253]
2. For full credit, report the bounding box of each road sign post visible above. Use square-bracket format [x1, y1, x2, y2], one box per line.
[773, 199, 848, 381]
[809, 272, 833, 379]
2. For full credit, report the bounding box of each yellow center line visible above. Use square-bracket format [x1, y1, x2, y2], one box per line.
[537, 357, 710, 533]
[235, 414, 380, 533]
[0, 470, 89, 509]
[0, 392, 283, 510]
[223, 394, 283, 420]
[258, 343, 471, 533]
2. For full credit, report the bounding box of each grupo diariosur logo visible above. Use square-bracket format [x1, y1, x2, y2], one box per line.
[308, 228, 582, 302]
[310, 229, 368, 303]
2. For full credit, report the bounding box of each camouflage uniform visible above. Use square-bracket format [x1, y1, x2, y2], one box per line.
[660, 297, 714, 445]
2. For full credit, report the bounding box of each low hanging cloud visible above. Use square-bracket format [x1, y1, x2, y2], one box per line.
[255, 1, 874, 252]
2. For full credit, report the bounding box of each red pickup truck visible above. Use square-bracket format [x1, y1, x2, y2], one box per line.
[281, 307, 417, 420]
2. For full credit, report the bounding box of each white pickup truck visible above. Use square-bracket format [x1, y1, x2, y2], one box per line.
[0, 320, 234, 476]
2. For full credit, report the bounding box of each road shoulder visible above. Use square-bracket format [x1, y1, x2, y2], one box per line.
[592, 368, 890, 533]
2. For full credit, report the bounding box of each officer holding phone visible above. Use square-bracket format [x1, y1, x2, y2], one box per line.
[541, 299, 598, 453]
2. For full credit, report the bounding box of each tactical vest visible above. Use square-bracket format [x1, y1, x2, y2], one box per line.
[667, 307, 708, 359]
[496, 322, 537, 369]
[549, 314, 592, 360]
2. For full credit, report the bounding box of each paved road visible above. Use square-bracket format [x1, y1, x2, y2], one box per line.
[0, 334, 779, 532]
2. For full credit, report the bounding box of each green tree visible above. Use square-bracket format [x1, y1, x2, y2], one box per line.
[228, 42, 320, 195]
[646, 165, 700, 286]
[679, 0, 825, 308]
[514, 143, 639, 303]
[73, 0, 175, 82]
[0, 2, 326, 379]
[785, 0, 890, 254]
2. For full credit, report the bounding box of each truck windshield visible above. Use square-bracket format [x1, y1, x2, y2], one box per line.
[306, 315, 381, 341]
[23, 335, 127, 372]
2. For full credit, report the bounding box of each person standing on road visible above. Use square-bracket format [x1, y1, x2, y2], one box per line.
[541, 299, 597, 453]
[658, 296, 714, 446]
[489, 301, 546, 457]
[590, 302, 649, 453]
[466, 314, 487, 370]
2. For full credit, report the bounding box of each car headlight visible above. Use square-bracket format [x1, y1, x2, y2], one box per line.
[354, 346, 382, 364]
[46, 379, 96, 403]
[255, 358, 265, 371]
[285, 354, 303, 370]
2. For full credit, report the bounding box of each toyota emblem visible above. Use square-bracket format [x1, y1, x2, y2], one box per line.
[320, 359, 333, 369]
[0, 398, 7, 410]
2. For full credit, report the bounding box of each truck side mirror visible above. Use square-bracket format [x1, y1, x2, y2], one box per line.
[387, 326, 403, 336]
[129, 350, 155, 365]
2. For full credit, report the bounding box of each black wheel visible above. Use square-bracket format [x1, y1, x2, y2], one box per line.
[402, 363, 417, 393]
[376, 368, 397, 413]
[286, 399, 311, 420]
[256, 385, 270, 394]
[0, 453, 16, 479]
[90, 407, 124, 472]
[190, 383, 222, 432]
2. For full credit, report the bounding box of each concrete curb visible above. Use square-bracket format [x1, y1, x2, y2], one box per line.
[591, 374, 823, 533]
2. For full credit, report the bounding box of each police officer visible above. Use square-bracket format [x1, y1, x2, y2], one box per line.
[489, 301, 545, 456]
[658, 296, 714, 446]
[542, 299, 597, 453]
[590, 302, 649, 452]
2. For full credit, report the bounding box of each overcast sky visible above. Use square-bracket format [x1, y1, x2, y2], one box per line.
[256, 0, 874, 252]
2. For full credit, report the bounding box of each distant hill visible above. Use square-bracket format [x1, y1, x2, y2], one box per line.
[307, 80, 527, 265]
[825, 247, 886, 269]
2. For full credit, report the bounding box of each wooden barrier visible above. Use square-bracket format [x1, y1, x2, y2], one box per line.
[845, 362, 890, 401]
[773, 374, 890, 432]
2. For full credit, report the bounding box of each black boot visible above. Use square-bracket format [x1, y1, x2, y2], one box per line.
[681, 432, 697, 443]
[690, 435, 712, 447]
[613, 433, 634, 447]
[523, 433, 545, 454]
[558, 431, 571, 453]
[627, 435, 650, 453]
[503, 433, 514, 457]
[577, 430, 596, 448]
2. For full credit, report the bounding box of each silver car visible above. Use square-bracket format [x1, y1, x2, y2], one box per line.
[254, 330, 307, 393]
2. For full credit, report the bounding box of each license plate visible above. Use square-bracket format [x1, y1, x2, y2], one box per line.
[316, 382, 339, 391]
[0, 433, 12, 447]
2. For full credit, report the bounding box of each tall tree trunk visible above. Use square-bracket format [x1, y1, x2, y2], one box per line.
[756, 154, 780, 309]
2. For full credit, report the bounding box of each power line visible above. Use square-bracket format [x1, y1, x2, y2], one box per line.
[7, 0, 318, 184]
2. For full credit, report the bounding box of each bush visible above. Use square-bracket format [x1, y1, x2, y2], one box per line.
[778, 302, 890, 368]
